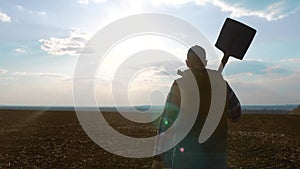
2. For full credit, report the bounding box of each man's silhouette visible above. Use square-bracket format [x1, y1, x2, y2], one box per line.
[151, 45, 241, 169]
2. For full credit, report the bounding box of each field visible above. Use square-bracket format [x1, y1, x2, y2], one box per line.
[0, 109, 299, 168]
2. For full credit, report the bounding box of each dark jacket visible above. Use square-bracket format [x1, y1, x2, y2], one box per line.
[154, 68, 241, 169]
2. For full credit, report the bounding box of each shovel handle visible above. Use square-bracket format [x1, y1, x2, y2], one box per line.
[218, 54, 230, 72]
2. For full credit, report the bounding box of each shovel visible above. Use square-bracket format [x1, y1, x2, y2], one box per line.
[198, 18, 256, 144]
[216, 18, 256, 72]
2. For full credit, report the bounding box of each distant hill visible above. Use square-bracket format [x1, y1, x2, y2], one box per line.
[290, 105, 300, 114]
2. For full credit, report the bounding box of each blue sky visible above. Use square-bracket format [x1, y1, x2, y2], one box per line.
[0, 0, 299, 106]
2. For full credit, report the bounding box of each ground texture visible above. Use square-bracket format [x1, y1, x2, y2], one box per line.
[0, 110, 299, 168]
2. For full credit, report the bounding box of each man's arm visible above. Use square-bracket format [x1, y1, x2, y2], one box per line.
[227, 84, 241, 122]
[152, 81, 181, 168]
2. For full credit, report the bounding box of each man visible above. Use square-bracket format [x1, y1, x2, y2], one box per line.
[151, 45, 241, 169]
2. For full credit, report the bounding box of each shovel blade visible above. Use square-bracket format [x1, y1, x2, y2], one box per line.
[215, 18, 256, 60]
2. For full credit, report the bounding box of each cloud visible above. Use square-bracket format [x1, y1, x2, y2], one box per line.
[12, 72, 71, 79]
[38, 11, 47, 16]
[78, 0, 89, 5]
[39, 30, 92, 56]
[78, 0, 107, 5]
[228, 71, 300, 104]
[16, 5, 46, 16]
[150, 0, 300, 21]
[14, 48, 26, 54]
[281, 58, 300, 64]
[225, 60, 292, 76]
[150, 0, 192, 6]
[16, 5, 24, 11]
[224, 59, 300, 104]
[138, 60, 185, 77]
[0, 72, 74, 106]
[226, 72, 253, 82]
[0, 11, 11, 22]
[205, 0, 300, 21]
[0, 68, 8, 74]
[263, 65, 287, 74]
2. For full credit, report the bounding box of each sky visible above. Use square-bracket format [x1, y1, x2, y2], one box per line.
[0, 0, 299, 106]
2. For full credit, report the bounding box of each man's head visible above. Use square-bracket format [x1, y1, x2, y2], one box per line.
[186, 45, 207, 69]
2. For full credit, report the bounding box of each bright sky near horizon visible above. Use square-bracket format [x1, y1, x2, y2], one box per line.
[0, 0, 299, 106]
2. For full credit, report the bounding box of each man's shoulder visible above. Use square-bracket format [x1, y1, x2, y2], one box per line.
[176, 68, 225, 81]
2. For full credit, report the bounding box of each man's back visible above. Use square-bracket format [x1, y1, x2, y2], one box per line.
[170, 68, 228, 169]
[152, 45, 241, 169]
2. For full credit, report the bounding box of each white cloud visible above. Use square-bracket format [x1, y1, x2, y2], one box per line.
[12, 71, 71, 79]
[38, 11, 47, 16]
[16, 5, 24, 11]
[225, 59, 292, 76]
[264, 65, 281, 73]
[39, 30, 92, 56]
[194, 0, 300, 21]
[16, 5, 47, 16]
[78, 0, 107, 5]
[229, 71, 300, 104]
[281, 58, 300, 64]
[150, 0, 192, 6]
[93, 0, 107, 3]
[205, 0, 298, 21]
[0, 68, 8, 74]
[0, 73, 73, 105]
[0, 77, 14, 80]
[224, 59, 299, 104]
[149, 0, 300, 21]
[225, 72, 253, 82]
[14, 48, 26, 54]
[0, 11, 11, 22]
[78, 0, 89, 5]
